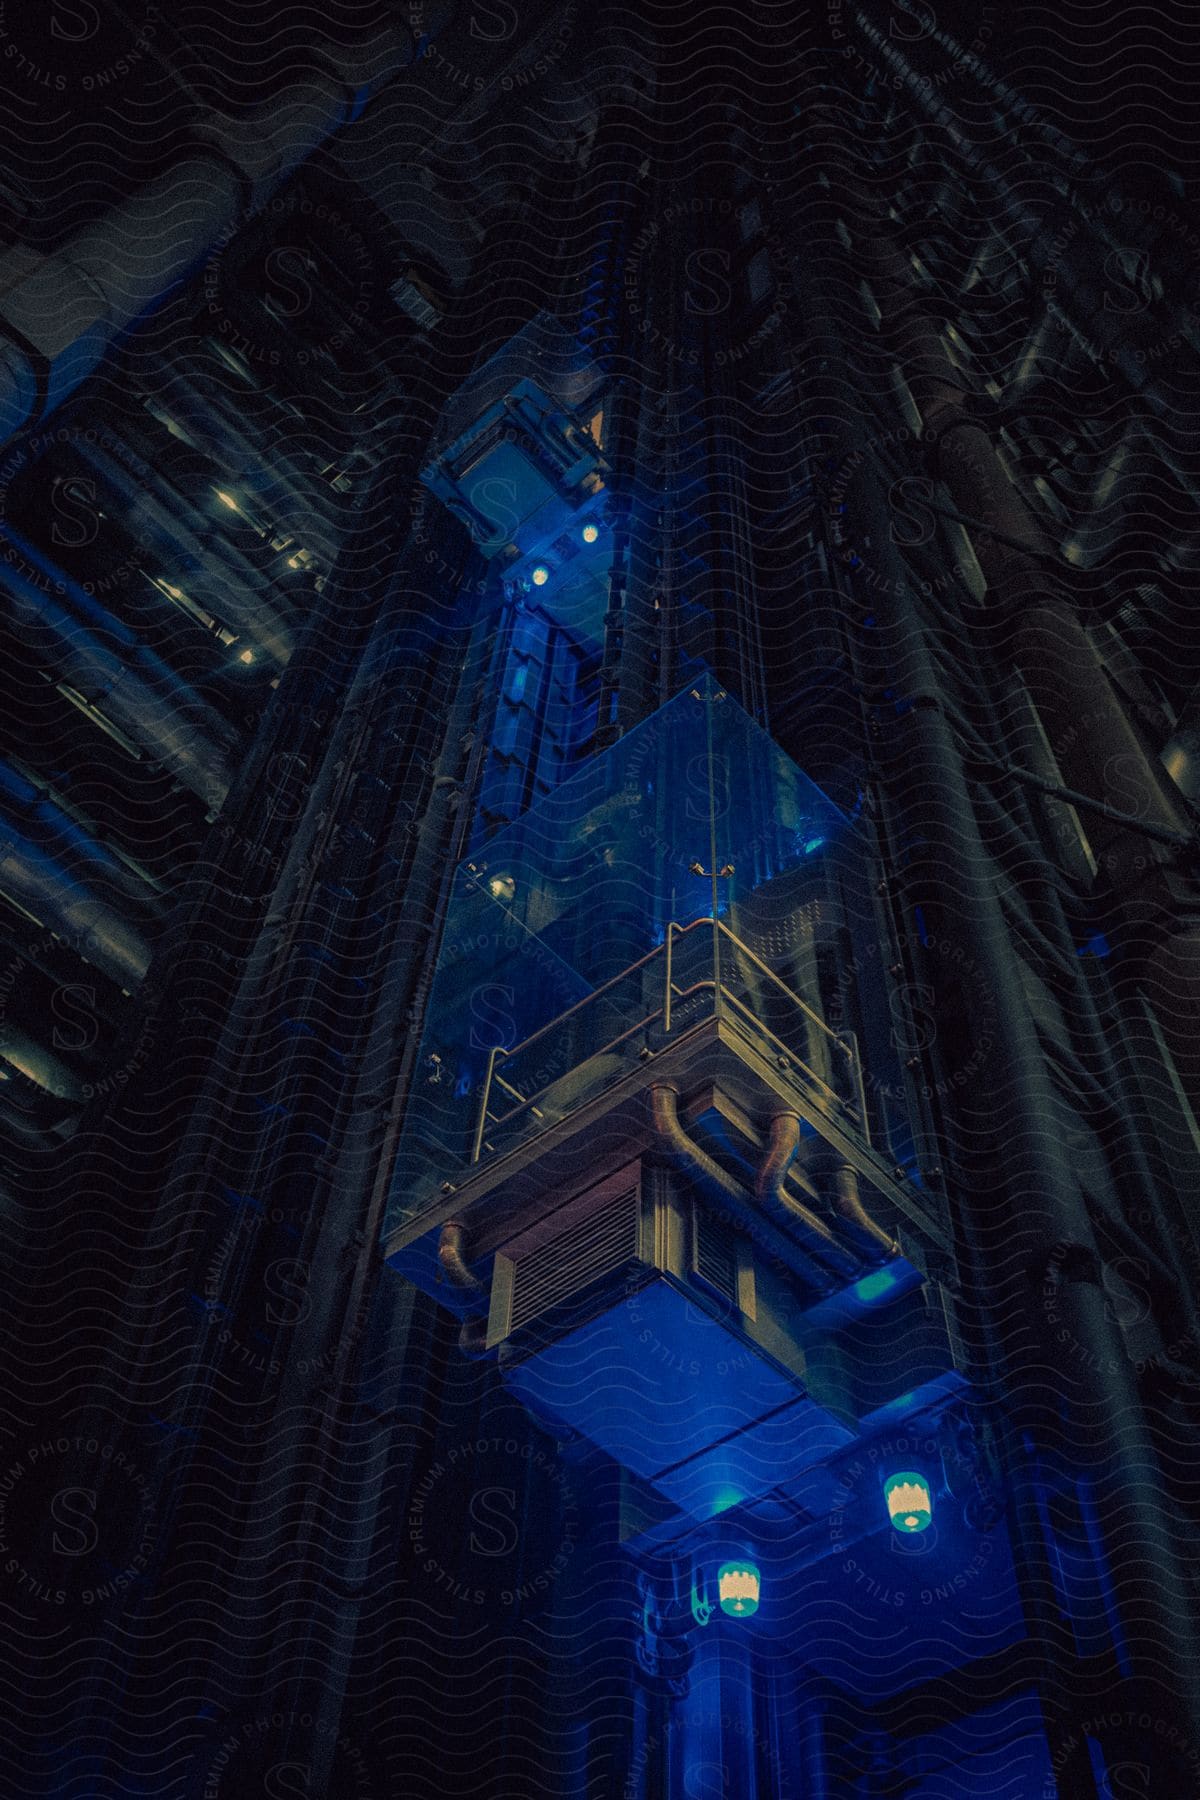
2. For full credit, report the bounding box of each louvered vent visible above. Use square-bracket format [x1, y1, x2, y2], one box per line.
[748, 900, 821, 961]
[691, 1205, 738, 1307]
[508, 1185, 642, 1334]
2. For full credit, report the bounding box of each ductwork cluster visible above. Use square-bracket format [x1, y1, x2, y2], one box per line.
[432, 1087, 900, 1361]
[67, 435, 297, 670]
[652, 1083, 893, 1279]
[0, 522, 237, 811]
[0, 5, 455, 446]
[0, 817, 151, 992]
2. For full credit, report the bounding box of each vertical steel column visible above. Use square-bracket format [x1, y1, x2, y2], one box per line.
[836, 148, 1200, 1114]
[799, 135, 1200, 1784]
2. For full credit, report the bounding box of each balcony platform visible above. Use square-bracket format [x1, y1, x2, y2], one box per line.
[383, 1001, 951, 1312]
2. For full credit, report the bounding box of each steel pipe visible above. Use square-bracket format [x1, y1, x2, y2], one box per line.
[437, 1219, 486, 1294]
[0, 819, 151, 989]
[0, 10, 453, 443]
[755, 1110, 863, 1273]
[69, 436, 297, 668]
[0, 539, 236, 808]
[650, 1082, 854, 1284]
[832, 1163, 899, 1259]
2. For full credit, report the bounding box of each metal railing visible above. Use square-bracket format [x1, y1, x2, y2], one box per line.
[470, 917, 867, 1165]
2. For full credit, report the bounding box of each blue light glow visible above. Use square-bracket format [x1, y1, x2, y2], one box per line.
[1076, 933, 1112, 958]
[852, 1267, 901, 1304]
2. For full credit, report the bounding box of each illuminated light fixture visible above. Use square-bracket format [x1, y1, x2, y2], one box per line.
[884, 1471, 933, 1534]
[215, 489, 241, 512]
[486, 873, 516, 904]
[581, 522, 600, 544]
[852, 1267, 899, 1305]
[530, 564, 550, 586]
[717, 1561, 760, 1618]
[238, 649, 254, 665]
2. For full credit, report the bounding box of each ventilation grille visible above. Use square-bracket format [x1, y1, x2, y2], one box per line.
[691, 1206, 738, 1306]
[508, 1185, 642, 1334]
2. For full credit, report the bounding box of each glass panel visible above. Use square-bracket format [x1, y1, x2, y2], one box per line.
[474, 924, 718, 1165]
[385, 678, 908, 1234]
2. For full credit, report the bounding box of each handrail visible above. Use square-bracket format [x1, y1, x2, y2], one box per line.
[480, 917, 714, 1069]
[711, 917, 842, 1046]
[471, 1045, 500, 1163]
[719, 989, 851, 1112]
[840, 1026, 871, 1145]
[475, 974, 724, 1147]
[487, 915, 841, 1071]
[481, 1005, 670, 1137]
[469, 917, 868, 1160]
[664, 920, 674, 1033]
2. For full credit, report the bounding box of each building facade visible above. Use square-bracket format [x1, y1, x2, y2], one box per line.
[1, 2, 1199, 1794]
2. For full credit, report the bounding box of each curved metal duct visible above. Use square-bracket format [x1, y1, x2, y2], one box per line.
[437, 1221, 493, 1358]
[832, 1164, 900, 1260]
[437, 1219, 486, 1293]
[752, 1109, 863, 1275]
[761, 1113, 898, 1262]
[650, 1082, 854, 1285]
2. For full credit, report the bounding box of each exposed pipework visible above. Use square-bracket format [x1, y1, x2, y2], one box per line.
[0, 8, 454, 445]
[67, 438, 297, 669]
[0, 818, 151, 990]
[651, 1082, 753, 1208]
[437, 1221, 492, 1358]
[649, 1082, 856, 1283]
[832, 1163, 899, 1259]
[0, 534, 236, 809]
[0, 1021, 86, 1103]
[752, 1108, 863, 1274]
[836, 179, 1200, 1104]
[755, 1109, 803, 1210]
[136, 359, 343, 564]
[0, 762, 163, 921]
[437, 1219, 486, 1294]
